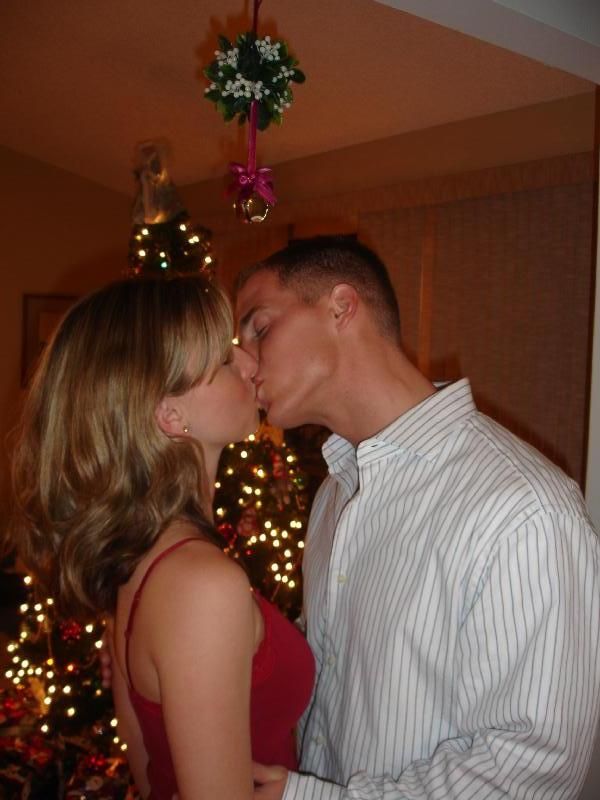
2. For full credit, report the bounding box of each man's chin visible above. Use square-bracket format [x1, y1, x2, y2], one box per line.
[263, 407, 302, 432]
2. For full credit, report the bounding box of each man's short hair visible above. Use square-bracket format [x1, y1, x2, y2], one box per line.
[236, 235, 401, 343]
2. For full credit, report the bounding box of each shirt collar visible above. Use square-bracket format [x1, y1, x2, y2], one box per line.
[323, 378, 477, 475]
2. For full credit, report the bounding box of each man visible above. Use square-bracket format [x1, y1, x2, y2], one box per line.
[236, 236, 600, 800]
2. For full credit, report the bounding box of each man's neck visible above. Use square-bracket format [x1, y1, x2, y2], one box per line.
[322, 350, 436, 445]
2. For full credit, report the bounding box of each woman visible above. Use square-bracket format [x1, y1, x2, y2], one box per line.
[11, 275, 315, 800]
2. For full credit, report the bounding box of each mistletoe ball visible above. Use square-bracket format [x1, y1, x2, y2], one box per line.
[204, 33, 305, 130]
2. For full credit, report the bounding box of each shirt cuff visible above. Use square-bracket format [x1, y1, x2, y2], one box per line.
[284, 770, 346, 800]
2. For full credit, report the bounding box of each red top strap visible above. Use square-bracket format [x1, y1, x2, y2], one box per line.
[124, 536, 205, 689]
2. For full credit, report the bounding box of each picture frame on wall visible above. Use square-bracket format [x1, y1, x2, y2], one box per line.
[21, 294, 78, 387]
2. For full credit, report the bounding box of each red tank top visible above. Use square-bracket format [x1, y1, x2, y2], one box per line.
[124, 537, 315, 800]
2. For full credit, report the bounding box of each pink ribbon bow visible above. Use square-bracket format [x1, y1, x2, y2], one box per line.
[228, 162, 277, 207]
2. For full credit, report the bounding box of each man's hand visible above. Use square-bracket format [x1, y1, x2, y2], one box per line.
[253, 762, 288, 800]
[99, 626, 113, 690]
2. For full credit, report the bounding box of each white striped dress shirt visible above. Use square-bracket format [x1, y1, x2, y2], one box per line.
[284, 379, 600, 800]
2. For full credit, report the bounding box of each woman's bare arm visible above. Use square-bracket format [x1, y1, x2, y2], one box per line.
[152, 547, 257, 800]
[108, 628, 151, 799]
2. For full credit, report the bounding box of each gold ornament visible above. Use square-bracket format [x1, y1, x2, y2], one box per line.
[258, 419, 285, 446]
[234, 193, 271, 224]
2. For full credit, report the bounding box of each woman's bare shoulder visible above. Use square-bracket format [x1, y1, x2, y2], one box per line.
[146, 537, 252, 617]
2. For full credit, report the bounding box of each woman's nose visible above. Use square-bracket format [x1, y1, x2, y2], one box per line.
[234, 346, 258, 382]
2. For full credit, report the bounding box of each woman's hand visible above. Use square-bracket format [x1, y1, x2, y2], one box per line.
[253, 763, 288, 800]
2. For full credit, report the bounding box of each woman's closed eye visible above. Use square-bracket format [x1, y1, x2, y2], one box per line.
[253, 324, 268, 340]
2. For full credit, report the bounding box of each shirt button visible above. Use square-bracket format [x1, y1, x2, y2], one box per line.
[326, 654, 336, 666]
[313, 735, 326, 746]
[337, 574, 347, 584]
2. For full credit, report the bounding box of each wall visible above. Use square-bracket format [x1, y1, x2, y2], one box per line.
[585, 91, 600, 527]
[582, 88, 600, 800]
[0, 146, 131, 527]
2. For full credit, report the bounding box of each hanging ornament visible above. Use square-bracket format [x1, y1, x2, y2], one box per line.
[203, 0, 305, 222]
[217, 522, 237, 547]
[59, 620, 83, 642]
[230, 102, 276, 222]
[236, 506, 260, 538]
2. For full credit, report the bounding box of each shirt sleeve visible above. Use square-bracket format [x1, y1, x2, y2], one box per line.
[284, 513, 600, 800]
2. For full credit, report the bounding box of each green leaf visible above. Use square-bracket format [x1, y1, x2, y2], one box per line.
[218, 35, 232, 52]
[257, 102, 272, 131]
[232, 96, 249, 114]
[292, 69, 306, 84]
[204, 90, 220, 103]
[221, 64, 237, 79]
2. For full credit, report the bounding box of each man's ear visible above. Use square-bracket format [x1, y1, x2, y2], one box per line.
[329, 283, 359, 329]
[155, 397, 184, 437]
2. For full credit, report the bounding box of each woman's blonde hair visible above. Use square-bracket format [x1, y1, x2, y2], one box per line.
[11, 275, 233, 620]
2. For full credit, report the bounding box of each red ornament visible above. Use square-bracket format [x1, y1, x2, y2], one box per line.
[217, 523, 237, 547]
[272, 452, 287, 479]
[59, 620, 83, 641]
[2, 696, 26, 722]
[236, 507, 259, 538]
[24, 736, 53, 767]
[84, 753, 108, 771]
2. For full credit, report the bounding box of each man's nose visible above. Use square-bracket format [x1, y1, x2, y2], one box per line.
[235, 332, 259, 361]
[234, 346, 258, 382]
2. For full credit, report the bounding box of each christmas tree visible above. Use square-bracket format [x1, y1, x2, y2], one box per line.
[215, 422, 310, 620]
[0, 581, 132, 798]
[126, 141, 215, 278]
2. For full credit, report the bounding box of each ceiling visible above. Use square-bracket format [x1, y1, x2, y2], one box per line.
[0, 0, 592, 196]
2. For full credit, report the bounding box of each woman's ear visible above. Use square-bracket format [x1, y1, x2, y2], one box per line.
[155, 397, 184, 437]
[329, 283, 359, 329]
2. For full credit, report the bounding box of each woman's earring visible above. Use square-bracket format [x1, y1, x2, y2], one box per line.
[183, 426, 189, 434]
